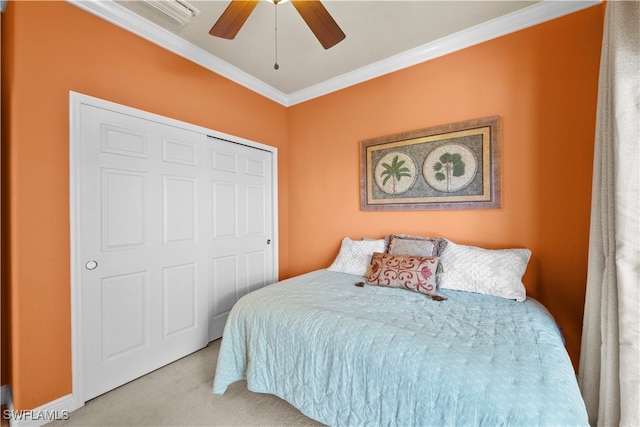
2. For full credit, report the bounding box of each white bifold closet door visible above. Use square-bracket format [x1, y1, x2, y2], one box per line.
[208, 137, 274, 341]
[77, 102, 274, 401]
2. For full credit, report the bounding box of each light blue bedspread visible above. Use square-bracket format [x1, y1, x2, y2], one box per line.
[213, 269, 588, 426]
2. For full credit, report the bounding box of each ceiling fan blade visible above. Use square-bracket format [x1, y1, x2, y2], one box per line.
[209, 0, 259, 39]
[291, 0, 345, 50]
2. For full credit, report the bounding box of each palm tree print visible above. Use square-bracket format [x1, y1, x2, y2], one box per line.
[433, 152, 465, 192]
[380, 155, 412, 195]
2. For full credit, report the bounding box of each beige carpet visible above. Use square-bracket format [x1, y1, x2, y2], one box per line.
[46, 339, 324, 426]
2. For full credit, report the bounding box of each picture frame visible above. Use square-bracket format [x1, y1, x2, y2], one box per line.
[360, 116, 500, 211]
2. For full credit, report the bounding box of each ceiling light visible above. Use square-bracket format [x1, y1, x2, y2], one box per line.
[140, 0, 200, 26]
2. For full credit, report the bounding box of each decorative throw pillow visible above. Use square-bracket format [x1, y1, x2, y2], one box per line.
[327, 237, 385, 276]
[366, 252, 445, 300]
[385, 234, 448, 257]
[388, 237, 434, 257]
[385, 234, 448, 285]
[439, 240, 531, 301]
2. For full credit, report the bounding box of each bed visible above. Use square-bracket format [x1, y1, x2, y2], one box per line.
[212, 236, 589, 426]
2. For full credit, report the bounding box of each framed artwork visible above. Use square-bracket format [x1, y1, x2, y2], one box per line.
[360, 116, 500, 211]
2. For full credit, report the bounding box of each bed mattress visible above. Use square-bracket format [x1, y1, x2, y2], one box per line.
[213, 269, 588, 426]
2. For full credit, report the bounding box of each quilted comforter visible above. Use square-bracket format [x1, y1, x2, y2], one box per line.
[213, 269, 588, 426]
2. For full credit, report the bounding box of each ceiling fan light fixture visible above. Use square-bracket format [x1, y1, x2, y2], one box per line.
[140, 0, 200, 26]
[209, 0, 344, 50]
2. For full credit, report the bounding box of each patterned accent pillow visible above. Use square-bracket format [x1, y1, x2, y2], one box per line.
[366, 252, 445, 300]
[327, 237, 385, 277]
[439, 240, 531, 301]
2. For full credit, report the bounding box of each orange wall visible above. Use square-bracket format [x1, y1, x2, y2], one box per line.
[1, 0, 604, 412]
[287, 5, 604, 369]
[1, 2, 289, 410]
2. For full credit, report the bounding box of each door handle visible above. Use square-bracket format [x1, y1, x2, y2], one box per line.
[85, 260, 98, 270]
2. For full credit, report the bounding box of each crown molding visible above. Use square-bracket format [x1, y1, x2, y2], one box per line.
[67, 0, 601, 107]
[287, 0, 601, 105]
[67, 0, 290, 105]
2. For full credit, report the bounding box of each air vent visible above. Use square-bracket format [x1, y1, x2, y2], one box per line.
[140, 0, 200, 26]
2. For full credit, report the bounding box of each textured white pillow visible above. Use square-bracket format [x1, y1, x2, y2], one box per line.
[327, 237, 385, 276]
[439, 240, 531, 301]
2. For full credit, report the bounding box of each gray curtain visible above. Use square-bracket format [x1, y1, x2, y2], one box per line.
[578, 1, 640, 426]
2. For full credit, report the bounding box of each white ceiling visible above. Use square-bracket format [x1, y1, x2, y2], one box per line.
[70, 0, 599, 106]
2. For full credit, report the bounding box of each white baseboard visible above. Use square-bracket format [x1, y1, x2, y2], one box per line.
[1, 385, 9, 405]
[2, 391, 75, 427]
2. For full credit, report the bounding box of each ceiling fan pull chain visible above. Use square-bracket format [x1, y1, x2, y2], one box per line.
[274, 1, 280, 70]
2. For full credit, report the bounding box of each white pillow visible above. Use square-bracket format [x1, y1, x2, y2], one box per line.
[439, 240, 531, 301]
[327, 237, 385, 276]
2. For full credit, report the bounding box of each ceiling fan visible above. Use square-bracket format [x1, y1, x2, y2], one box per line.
[209, 0, 346, 50]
